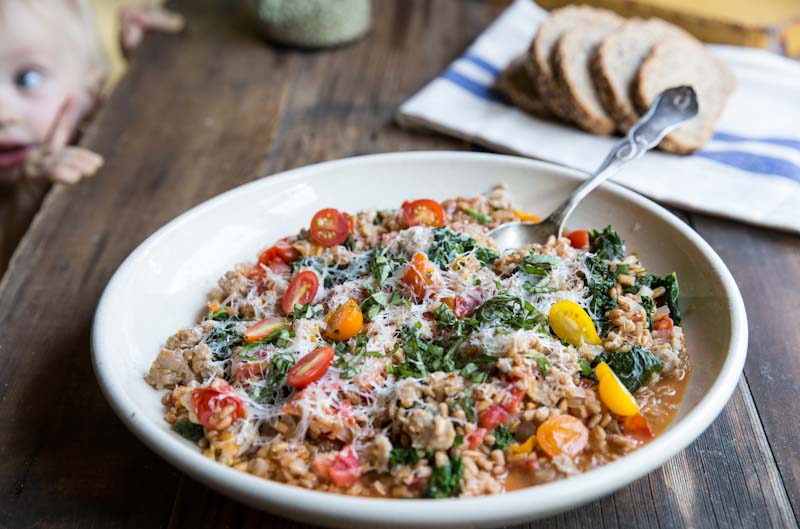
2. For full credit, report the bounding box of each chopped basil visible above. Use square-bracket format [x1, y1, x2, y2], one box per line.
[524, 351, 551, 377]
[493, 426, 514, 450]
[293, 303, 323, 320]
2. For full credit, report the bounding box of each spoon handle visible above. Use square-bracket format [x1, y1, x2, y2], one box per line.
[545, 86, 699, 236]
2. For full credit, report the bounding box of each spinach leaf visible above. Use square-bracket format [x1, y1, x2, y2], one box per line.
[171, 419, 204, 441]
[589, 225, 625, 261]
[423, 456, 464, 498]
[651, 272, 681, 323]
[593, 346, 663, 393]
[493, 426, 514, 450]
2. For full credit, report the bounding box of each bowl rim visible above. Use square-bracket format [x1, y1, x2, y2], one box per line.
[92, 151, 748, 528]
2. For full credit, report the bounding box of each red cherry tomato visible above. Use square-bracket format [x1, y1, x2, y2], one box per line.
[272, 238, 300, 263]
[566, 230, 590, 249]
[243, 316, 290, 343]
[310, 208, 350, 247]
[467, 428, 486, 450]
[281, 270, 319, 314]
[191, 382, 245, 431]
[479, 404, 510, 429]
[287, 345, 334, 388]
[250, 246, 292, 280]
[653, 317, 674, 331]
[402, 199, 446, 228]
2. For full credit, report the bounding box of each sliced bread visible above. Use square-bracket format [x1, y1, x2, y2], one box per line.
[634, 40, 735, 154]
[527, 6, 622, 121]
[591, 18, 697, 133]
[552, 17, 623, 134]
[493, 55, 552, 118]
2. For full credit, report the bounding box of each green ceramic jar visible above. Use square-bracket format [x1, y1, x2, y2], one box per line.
[252, 0, 372, 48]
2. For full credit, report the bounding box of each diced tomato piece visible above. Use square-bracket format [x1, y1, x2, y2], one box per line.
[255, 246, 292, 279]
[314, 445, 361, 488]
[479, 405, 510, 429]
[273, 238, 300, 263]
[467, 428, 486, 450]
[191, 381, 245, 431]
[281, 270, 319, 314]
[623, 412, 655, 438]
[653, 317, 674, 331]
[234, 361, 266, 383]
[503, 385, 526, 413]
[287, 345, 334, 388]
[309, 208, 350, 247]
[402, 199, 446, 228]
[565, 230, 590, 249]
[401, 252, 440, 301]
[452, 291, 483, 318]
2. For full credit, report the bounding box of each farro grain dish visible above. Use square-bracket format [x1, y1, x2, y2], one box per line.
[145, 184, 690, 498]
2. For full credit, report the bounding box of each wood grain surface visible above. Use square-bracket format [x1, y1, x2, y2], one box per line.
[1, 2, 798, 529]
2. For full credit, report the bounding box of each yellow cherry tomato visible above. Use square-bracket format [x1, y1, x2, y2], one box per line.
[323, 299, 363, 341]
[509, 435, 536, 454]
[596, 361, 640, 417]
[548, 300, 602, 346]
[514, 209, 542, 222]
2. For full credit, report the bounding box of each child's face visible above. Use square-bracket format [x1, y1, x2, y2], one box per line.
[0, 2, 89, 178]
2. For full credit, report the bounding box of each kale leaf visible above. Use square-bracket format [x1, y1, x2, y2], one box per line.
[423, 456, 464, 498]
[589, 225, 625, 261]
[650, 272, 681, 323]
[389, 447, 432, 468]
[427, 228, 497, 269]
[584, 254, 618, 336]
[171, 419, 204, 441]
[593, 346, 663, 393]
[640, 295, 655, 330]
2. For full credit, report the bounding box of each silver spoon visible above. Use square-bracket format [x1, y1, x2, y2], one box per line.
[489, 85, 699, 252]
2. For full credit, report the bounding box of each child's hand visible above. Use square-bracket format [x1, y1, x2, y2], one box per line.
[120, 5, 186, 57]
[23, 99, 104, 185]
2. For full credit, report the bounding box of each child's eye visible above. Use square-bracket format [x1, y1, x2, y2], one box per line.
[15, 69, 44, 89]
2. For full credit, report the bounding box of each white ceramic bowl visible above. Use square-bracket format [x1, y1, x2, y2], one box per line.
[92, 152, 747, 529]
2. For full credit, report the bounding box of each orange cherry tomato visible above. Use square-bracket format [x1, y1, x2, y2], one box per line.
[402, 199, 446, 228]
[401, 252, 440, 301]
[281, 270, 319, 314]
[287, 345, 335, 388]
[310, 208, 350, 247]
[623, 412, 655, 438]
[191, 381, 245, 431]
[323, 299, 364, 341]
[243, 316, 290, 343]
[653, 316, 674, 331]
[565, 230, 590, 249]
[536, 415, 589, 458]
[479, 404, 510, 429]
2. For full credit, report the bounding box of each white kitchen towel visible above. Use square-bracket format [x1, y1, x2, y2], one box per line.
[397, 0, 800, 233]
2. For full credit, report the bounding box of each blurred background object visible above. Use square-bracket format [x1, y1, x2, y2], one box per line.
[535, 0, 800, 57]
[250, 0, 371, 48]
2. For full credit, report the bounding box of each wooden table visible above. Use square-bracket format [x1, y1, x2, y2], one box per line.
[1, 2, 798, 528]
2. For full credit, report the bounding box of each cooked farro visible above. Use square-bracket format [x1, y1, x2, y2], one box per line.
[145, 184, 690, 498]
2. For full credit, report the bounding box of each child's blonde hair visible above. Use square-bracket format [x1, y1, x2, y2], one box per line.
[0, 0, 108, 88]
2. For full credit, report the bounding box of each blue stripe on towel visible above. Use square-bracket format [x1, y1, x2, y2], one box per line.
[440, 69, 504, 103]
[697, 150, 800, 183]
[462, 53, 502, 77]
[713, 132, 800, 152]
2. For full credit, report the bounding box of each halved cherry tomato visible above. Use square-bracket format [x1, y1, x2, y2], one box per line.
[310, 208, 350, 247]
[287, 345, 334, 388]
[281, 270, 319, 314]
[234, 361, 266, 383]
[623, 412, 655, 438]
[247, 255, 290, 281]
[402, 199, 446, 228]
[191, 381, 245, 431]
[467, 428, 486, 450]
[323, 299, 363, 341]
[479, 404, 510, 429]
[536, 414, 589, 458]
[549, 300, 603, 346]
[244, 316, 290, 343]
[565, 229, 590, 249]
[596, 361, 639, 417]
[273, 238, 300, 263]
[401, 252, 440, 301]
[653, 316, 674, 331]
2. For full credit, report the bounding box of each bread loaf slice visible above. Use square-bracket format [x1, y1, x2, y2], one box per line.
[592, 18, 697, 133]
[493, 56, 552, 118]
[634, 40, 735, 154]
[527, 6, 622, 121]
[552, 16, 623, 134]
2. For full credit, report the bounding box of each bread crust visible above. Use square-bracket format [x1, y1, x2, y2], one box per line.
[493, 56, 552, 118]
